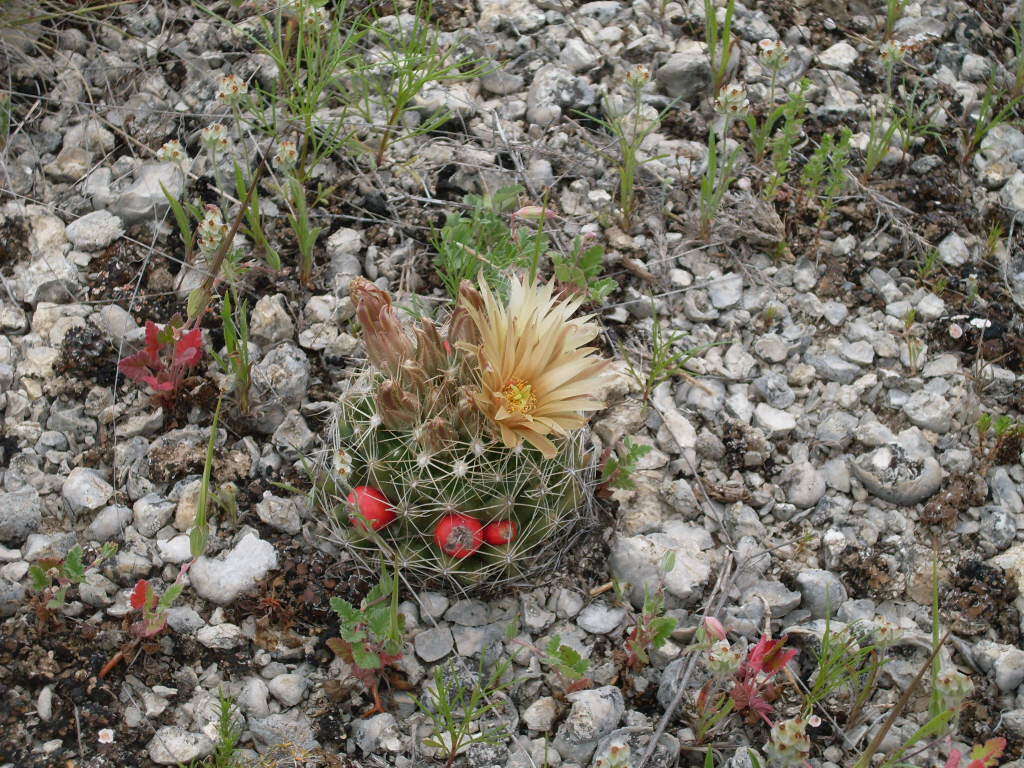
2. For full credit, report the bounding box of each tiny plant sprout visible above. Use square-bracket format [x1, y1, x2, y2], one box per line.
[483, 519, 518, 546]
[347, 486, 396, 531]
[434, 513, 484, 558]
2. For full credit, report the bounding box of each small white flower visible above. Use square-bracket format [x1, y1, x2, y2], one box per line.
[200, 122, 230, 152]
[216, 73, 248, 103]
[156, 139, 187, 165]
[758, 39, 789, 69]
[714, 82, 749, 115]
[333, 449, 352, 478]
[97, 729, 115, 744]
[197, 204, 229, 255]
[807, 715, 821, 728]
[879, 41, 905, 64]
[948, 323, 964, 339]
[273, 139, 299, 171]
[969, 317, 992, 330]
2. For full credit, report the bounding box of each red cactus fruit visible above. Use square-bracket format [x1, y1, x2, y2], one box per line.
[483, 519, 518, 546]
[347, 486, 396, 531]
[434, 513, 484, 559]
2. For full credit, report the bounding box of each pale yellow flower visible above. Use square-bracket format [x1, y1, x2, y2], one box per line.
[460, 277, 609, 458]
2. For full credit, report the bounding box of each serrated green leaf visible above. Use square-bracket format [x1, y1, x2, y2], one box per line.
[158, 583, 184, 610]
[29, 565, 50, 591]
[650, 616, 677, 648]
[351, 644, 382, 671]
[63, 546, 85, 583]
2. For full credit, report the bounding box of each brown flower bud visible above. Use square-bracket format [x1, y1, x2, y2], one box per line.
[421, 416, 456, 451]
[350, 277, 413, 375]
[448, 280, 484, 348]
[377, 379, 419, 429]
[414, 319, 447, 378]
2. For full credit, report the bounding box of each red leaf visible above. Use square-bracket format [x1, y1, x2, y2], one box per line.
[143, 321, 164, 366]
[748, 634, 798, 676]
[946, 749, 964, 768]
[173, 328, 203, 368]
[130, 580, 151, 610]
[118, 351, 153, 383]
[968, 738, 1006, 768]
[141, 374, 176, 391]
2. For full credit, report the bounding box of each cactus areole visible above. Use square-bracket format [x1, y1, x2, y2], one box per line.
[434, 514, 484, 558]
[347, 486, 396, 531]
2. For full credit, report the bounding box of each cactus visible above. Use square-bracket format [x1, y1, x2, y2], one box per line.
[315, 277, 605, 588]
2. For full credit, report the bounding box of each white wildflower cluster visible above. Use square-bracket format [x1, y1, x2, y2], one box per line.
[758, 39, 790, 71]
[715, 82, 749, 115]
[764, 717, 811, 768]
[216, 73, 248, 104]
[156, 139, 187, 165]
[272, 139, 299, 171]
[935, 667, 975, 712]
[706, 638, 743, 680]
[200, 123, 230, 153]
[197, 204, 229, 255]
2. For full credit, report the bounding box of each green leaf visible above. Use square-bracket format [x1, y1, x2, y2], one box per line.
[158, 583, 184, 610]
[366, 607, 392, 639]
[63, 546, 85, 584]
[650, 616, 678, 648]
[48, 585, 69, 609]
[191, 399, 220, 559]
[187, 287, 205, 321]
[351, 644, 382, 671]
[29, 565, 50, 591]
[162, 182, 193, 253]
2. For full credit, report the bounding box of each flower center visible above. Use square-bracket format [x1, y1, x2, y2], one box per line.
[501, 378, 537, 415]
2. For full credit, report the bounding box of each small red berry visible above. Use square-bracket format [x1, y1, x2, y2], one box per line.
[483, 519, 518, 546]
[434, 513, 484, 559]
[347, 486, 396, 531]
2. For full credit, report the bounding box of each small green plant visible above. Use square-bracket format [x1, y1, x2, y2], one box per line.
[746, 77, 806, 164]
[128, 578, 185, 638]
[623, 309, 710, 404]
[29, 543, 117, 621]
[622, 585, 677, 670]
[976, 412, 1024, 474]
[590, 67, 672, 230]
[599, 437, 653, 492]
[357, 0, 488, 165]
[233, 164, 280, 272]
[185, 693, 245, 768]
[1013, 9, 1024, 98]
[699, 83, 747, 239]
[760, 82, 809, 199]
[0, 93, 11, 150]
[210, 291, 254, 415]
[329, 566, 405, 715]
[418, 659, 515, 767]
[958, 78, 1024, 165]
[861, 109, 901, 181]
[892, 82, 943, 156]
[983, 221, 1005, 261]
[433, 185, 548, 299]
[704, 0, 736, 97]
[800, 128, 852, 227]
[286, 176, 324, 287]
[883, 0, 910, 40]
[543, 635, 592, 689]
[552, 235, 617, 304]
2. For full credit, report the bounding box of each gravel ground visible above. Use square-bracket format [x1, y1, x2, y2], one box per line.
[2, 0, 1024, 766]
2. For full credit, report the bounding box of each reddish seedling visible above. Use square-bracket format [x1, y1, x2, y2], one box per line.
[118, 320, 203, 406]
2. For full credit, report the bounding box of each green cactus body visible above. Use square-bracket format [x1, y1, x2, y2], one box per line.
[320, 378, 596, 588]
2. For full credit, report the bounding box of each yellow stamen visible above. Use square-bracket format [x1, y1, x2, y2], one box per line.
[501, 378, 537, 414]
